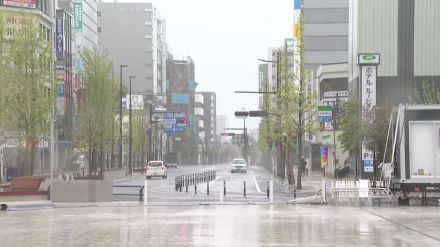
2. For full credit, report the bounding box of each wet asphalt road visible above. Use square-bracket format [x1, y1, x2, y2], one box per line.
[1, 203, 440, 246]
[112, 163, 303, 203]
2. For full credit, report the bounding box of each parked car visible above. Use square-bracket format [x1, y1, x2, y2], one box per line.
[145, 161, 167, 179]
[231, 158, 247, 173]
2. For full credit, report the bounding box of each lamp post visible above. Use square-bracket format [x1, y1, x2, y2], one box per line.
[128, 75, 136, 177]
[119, 64, 127, 169]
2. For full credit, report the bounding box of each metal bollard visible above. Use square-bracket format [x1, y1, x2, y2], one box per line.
[267, 181, 270, 198]
[244, 181, 246, 197]
[175, 177, 178, 191]
[207, 181, 210, 195]
[140, 186, 144, 202]
[195, 182, 197, 194]
[224, 180, 226, 196]
[294, 186, 296, 198]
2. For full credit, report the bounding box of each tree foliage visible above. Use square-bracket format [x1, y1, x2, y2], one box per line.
[338, 101, 361, 156]
[0, 12, 55, 175]
[411, 80, 440, 104]
[76, 48, 116, 174]
[338, 101, 391, 174]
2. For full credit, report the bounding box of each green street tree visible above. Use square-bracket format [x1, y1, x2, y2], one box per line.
[338, 101, 391, 178]
[0, 12, 55, 176]
[281, 14, 318, 188]
[76, 48, 115, 175]
[411, 80, 440, 104]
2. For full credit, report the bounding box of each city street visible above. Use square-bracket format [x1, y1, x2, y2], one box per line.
[112, 164, 314, 204]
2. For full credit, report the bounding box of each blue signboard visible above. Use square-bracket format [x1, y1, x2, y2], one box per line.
[294, 0, 301, 9]
[163, 112, 186, 134]
[171, 93, 190, 104]
[319, 116, 332, 123]
[57, 84, 64, 98]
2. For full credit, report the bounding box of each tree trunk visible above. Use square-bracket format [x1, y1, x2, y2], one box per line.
[296, 134, 303, 189]
[88, 137, 93, 176]
[287, 144, 295, 185]
[276, 142, 283, 178]
[29, 140, 36, 176]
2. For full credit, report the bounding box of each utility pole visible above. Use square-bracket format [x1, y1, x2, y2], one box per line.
[119, 64, 127, 169]
[148, 103, 152, 162]
[128, 76, 136, 177]
[333, 93, 339, 171]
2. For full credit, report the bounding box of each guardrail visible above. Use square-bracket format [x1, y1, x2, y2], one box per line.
[112, 184, 145, 201]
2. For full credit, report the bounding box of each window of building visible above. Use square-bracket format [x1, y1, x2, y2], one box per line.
[98, 27, 101, 33]
[97, 11, 101, 17]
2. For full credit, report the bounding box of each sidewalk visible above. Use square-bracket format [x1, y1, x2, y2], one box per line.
[275, 169, 325, 195]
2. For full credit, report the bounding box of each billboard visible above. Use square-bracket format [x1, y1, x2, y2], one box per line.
[56, 17, 64, 60]
[258, 64, 264, 93]
[127, 95, 144, 110]
[74, 3, 83, 31]
[321, 145, 328, 168]
[3, 0, 36, 8]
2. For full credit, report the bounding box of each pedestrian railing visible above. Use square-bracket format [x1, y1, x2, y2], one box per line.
[112, 184, 145, 202]
[329, 180, 394, 200]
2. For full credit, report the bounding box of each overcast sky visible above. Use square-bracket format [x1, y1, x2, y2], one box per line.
[119, 0, 293, 129]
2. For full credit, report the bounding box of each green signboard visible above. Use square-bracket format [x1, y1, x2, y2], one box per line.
[357, 53, 380, 65]
[74, 3, 83, 31]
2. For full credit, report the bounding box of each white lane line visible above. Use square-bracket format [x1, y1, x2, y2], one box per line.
[201, 176, 222, 193]
[253, 176, 262, 193]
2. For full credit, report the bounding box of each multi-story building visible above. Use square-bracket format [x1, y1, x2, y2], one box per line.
[166, 56, 198, 164]
[302, 0, 349, 70]
[216, 115, 228, 137]
[98, 2, 167, 94]
[347, 0, 440, 177]
[199, 92, 217, 164]
[349, 0, 440, 105]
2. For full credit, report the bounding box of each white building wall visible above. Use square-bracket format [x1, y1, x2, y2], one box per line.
[349, 0, 398, 82]
[414, 0, 440, 76]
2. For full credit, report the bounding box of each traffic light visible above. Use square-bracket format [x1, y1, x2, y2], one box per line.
[176, 118, 188, 126]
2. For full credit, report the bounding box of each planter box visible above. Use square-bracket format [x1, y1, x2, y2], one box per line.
[52, 180, 112, 203]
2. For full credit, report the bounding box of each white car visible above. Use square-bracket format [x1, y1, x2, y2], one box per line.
[231, 158, 247, 173]
[145, 161, 167, 179]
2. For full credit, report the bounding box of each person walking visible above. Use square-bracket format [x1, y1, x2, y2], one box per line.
[301, 157, 307, 177]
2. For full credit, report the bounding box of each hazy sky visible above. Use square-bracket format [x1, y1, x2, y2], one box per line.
[121, 0, 293, 129]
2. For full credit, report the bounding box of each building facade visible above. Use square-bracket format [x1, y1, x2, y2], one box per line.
[347, 0, 440, 177]
[98, 2, 166, 94]
[166, 56, 198, 164]
[200, 92, 217, 164]
[348, 0, 440, 105]
[302, 0, 349, 70]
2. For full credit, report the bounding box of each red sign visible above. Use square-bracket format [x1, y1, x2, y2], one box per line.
[4, 0, 36, 8]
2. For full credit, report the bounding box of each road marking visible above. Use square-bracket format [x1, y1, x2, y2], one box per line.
[201, 176, 222, 193]
[253, 176, 261, 193]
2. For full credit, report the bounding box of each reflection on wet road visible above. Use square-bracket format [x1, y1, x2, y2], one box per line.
[113, 164, 302, 203]
[1, 204, 440, 246]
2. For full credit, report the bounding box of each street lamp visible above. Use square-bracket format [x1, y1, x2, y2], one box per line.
[128, 75, 136, 178]
[119, 64, 128, 169]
